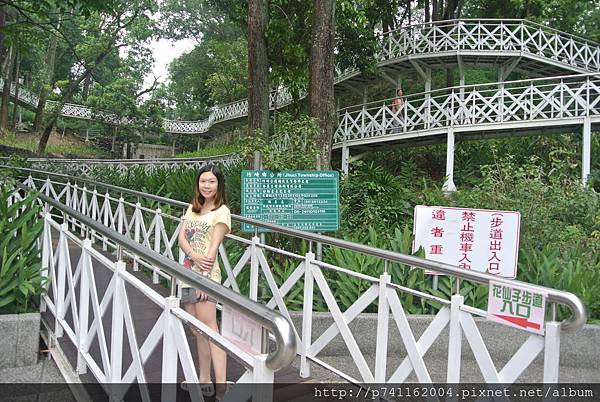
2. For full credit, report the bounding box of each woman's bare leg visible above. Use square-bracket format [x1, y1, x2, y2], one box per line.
[194, 301, 227, 384]
[184, 302, 212, 382]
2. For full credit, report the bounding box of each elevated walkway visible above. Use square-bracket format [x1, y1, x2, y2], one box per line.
[337, 19, 600, 90]
[2, 19, 598, 137]
[0, 154, 241, 177]
[334, 73, 600, 187]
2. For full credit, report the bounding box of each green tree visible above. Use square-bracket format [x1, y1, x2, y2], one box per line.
[308, 0, 336, 169]
[32, 0, 158, 154]
[247, 0, 269, 138]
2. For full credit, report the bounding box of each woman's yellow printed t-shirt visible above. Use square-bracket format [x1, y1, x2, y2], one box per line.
[181, 204, 231, 288]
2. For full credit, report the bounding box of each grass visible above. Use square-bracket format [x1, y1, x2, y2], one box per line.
[0, 131, 107, 158]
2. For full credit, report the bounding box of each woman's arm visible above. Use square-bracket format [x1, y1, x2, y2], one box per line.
[178, 221, 193, 256]
[205, 222, 229, 261]
[178, 221, 208, 267]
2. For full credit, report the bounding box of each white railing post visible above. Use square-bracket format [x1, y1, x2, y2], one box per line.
[543, 320, 561, 382]
[77, 239, 92, 375]
[71, 183, 79, 231]
[102, 192, 111, 251]
[90, 190, 99, 244]
[55, 223, 69, 339]
[250, 235, 260, 301]
[110, 261, 126, 385]
[251, 355, 274, 402]
[39, 214, 52, 313]
[117, 197, 125, 236]
[80, 186, 88, 237]
[300, 251, 315, 378]
[161, 297, 180, 402]
[446, 293, 464, 382]
[153, 208, 162, 283]
[374, 273, 390, 382]
[65, 181, 72, 228]
[133, 202, 141, 271]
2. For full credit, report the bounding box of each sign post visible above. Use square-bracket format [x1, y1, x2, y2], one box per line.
[241, 170, 339, 232]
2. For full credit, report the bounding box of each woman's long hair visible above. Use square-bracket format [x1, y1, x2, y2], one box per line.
[191, 164, 227, 213]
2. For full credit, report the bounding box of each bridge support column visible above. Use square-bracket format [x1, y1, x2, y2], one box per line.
[442, 128, 457, 192]
[341, 144, 350, 176]
[582, 117, 591, 186]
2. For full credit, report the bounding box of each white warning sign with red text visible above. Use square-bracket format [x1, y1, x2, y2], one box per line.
[413, 206, 521, 278]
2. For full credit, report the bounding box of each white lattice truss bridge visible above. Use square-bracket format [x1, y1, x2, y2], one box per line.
[335, 73, 599, 187]
[2, 19, 599, 135]
[8, 154, 242, 177]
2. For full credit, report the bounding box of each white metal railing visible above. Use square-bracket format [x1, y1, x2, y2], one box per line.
[334, 73, 600, 146]
[8, 167, 587, 387]
[8, 179, 296, 402]
[0, 154, 242, 177]
[2, 19, 597, 136]
[378, 19, 599, 70]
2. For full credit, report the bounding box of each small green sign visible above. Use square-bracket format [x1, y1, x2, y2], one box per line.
[241, 170, 339, 232]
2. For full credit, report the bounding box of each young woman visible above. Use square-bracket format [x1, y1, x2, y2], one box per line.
[391, 87, 404, 114]
[178, 164, 231, 398]
[391, 88, 405, 133]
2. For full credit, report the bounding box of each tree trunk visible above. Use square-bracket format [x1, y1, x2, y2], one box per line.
[308, 0, 336, 169]
[425, 0, 431, 22]
[442, 0, 460, 20]
[0, 6, 6, 70]
[82, 74, 92, 100]
[432, 0, 439, 21]
[247, 0, 269, 138]
[381, 1, 395, 32]
[38, 47, 113, 154]
[11, 51, 20, 130]
[0, 45, 14, 129]
[34, 33, 59, 132]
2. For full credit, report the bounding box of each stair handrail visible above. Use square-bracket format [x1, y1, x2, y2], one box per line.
[17, 181, 297, 371]
[7, 165, 587, 332]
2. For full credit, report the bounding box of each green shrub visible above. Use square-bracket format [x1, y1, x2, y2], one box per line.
[241, 113, 320, 171]
[0, 181, 45, 314]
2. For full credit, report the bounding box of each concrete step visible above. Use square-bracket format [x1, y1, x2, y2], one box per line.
[0, 359, 75, 401]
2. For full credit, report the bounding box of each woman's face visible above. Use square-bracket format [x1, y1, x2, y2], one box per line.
[198, 171, 218, 201]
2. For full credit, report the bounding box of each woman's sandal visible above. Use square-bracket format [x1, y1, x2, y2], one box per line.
[180, 381, 215, 397]
[215, 381, 234, 402]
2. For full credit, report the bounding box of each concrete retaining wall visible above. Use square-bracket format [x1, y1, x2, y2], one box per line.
[0, 313, 40, 369]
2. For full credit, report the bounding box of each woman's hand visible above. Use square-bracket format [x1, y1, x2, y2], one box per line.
[195, 289, 209, 302]
[190, 252, 215, 273]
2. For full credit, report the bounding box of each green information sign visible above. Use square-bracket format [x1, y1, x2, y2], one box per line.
[241, 170, 339, 232]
